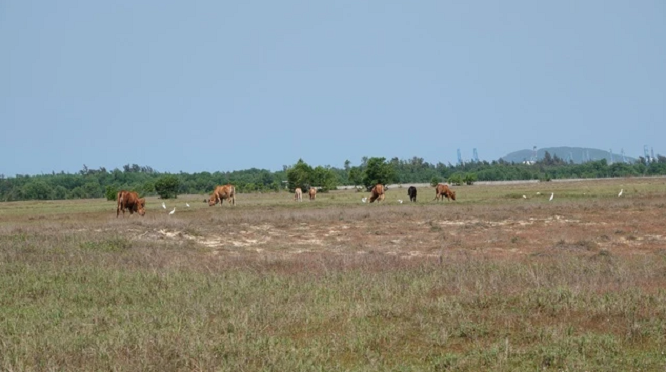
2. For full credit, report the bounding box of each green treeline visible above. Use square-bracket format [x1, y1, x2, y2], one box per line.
[1, 152, 665, 202]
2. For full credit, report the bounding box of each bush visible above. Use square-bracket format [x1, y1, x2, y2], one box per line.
[448, 173, 463, 186]
[463, 173, 477, 185]
[155, 175, 180, 199]
[21, 181, 52, 200]
[105, 185, 118, 201]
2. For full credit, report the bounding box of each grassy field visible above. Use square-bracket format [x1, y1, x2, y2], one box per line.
[2, 178, 666, 371]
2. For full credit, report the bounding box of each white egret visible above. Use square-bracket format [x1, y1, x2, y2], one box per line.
[398, 200, 403, 204]
[522, 195, 527, 199]
[169, 207, 175, 215]
[549, 192, 554, 201]
[362, 197, 367, 203]
[186, 203, 190, 207]
[162, 202, 166, 209]
[618, 189, 623, 197]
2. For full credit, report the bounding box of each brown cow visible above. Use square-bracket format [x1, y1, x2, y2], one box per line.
[116, 190, 146, 218]
[434, 184, 456, 201]
[368, 184, 385, 203]
[206, 184, 236, 206]
[308, 187, 317, 201]
[295, 187, 303, 202]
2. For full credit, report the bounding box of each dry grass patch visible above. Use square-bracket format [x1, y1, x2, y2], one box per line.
[2, 178, 666, 370]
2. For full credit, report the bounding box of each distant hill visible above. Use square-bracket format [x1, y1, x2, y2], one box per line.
[501, 147, 637, 164]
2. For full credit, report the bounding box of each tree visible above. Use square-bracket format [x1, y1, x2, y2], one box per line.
[311, 166, 338, 192]
[83, 181, 102, 198]
[22, 181, 51, 200]
[69, 186, 86, 199]
[286, 159, 313, 192]
[155, 175, 180, 199]
[362, 157, 396, 189]
[53, 185, 68, 200]
[141, 181, 155, 195]
[348, 167, 363, 187]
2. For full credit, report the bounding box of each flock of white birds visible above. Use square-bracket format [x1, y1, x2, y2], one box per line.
[157, 187, 627, 214]
[161, 200, 190, 215]
[521, 189, 625, 201]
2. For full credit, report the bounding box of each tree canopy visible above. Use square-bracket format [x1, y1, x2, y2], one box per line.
[2, 155, 666, 202]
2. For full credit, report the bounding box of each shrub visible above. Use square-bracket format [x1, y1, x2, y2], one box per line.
[155, 175, 180, 199]
[448, 173, 464, 186]
[463, 173, 477, 185]
[105, 185, 118, 201]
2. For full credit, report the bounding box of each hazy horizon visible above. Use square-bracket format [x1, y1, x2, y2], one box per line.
[2, 1, 664, 176]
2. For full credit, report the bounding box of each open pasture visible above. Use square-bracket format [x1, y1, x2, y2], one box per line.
[1, 178, 666, 371]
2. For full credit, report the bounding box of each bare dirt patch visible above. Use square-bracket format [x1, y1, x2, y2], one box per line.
[119, 190, 666, 264]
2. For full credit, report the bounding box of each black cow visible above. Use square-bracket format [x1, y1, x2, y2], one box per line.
[407, 186, 417, 202]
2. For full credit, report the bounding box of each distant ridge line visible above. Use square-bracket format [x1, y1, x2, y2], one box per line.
[501, 146, 638, 164]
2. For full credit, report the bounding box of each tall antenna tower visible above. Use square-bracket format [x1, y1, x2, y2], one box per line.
[457, 149, 463, 166]
[609, 149, 614, 164]
[651, 147, 655, 161]
[531, 146, 537, 162]
[621, 148, 627, 163]
[473, 148, 479, 163]
[644, 145, 650, 162]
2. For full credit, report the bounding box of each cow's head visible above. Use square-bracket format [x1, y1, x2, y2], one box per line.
[137, 198, 146, 216]
[207, 194, 218, 206]
[450, 191, 456, 201]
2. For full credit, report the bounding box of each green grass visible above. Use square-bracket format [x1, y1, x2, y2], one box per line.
[3, 247, 666, 371]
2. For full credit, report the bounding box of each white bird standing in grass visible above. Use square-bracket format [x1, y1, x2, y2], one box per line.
[169, 207, 175, 215]
[186, 203, 190, 207]
[398, 200, 403, 204]
[522, 195, 527, 199]
[618, 189, 624, 197]
[162, 202, 166, 209]
[362, 197, 367, 203]
[549, 192, 554, 201]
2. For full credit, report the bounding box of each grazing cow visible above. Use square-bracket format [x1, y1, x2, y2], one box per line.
[407, 186, 417, 202]
[116, 190, 146, 218]
[205, 184, 236, 207]
[308, 187, 317, 201]
[434, 184, 456, 201]
[295, 187, 303, 202]
[368, 184, 385, 203]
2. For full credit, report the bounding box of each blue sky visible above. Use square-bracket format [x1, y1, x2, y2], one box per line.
[2, 1, 664, 176]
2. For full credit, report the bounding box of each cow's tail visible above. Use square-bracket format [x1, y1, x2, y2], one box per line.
[116, 192, 124, 217]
